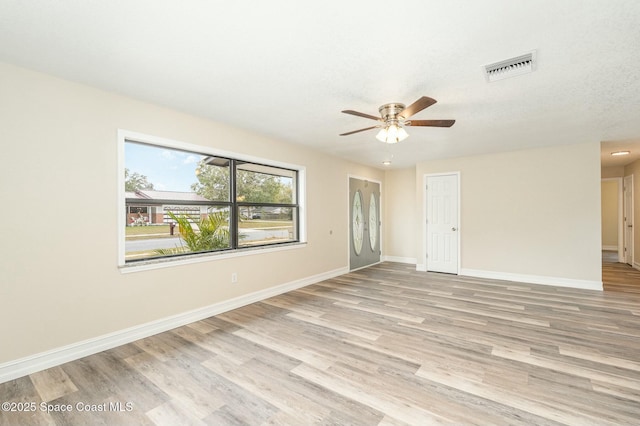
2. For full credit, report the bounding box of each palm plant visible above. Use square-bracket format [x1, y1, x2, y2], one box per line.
[155, 211, 230, 256]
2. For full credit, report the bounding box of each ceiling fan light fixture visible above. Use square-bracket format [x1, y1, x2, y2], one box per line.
[386, 124, 399, 143]
[376, 123, 409, 144]
[397, 126, 409, 142]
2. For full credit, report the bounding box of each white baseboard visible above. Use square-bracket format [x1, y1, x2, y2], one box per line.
[382, 256, 417, 264]
[460, 268, 603, 291]
[0, 267, 348, 384]
[602, 245, 618, 251]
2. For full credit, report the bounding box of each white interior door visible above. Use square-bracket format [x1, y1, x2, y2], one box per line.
[624, 175, 633, 265]
[426, 174, 459, 274]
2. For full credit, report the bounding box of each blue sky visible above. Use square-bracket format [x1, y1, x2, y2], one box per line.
[125, 142, 204, 192]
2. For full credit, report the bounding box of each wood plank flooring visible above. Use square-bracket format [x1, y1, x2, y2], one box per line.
[603, 250, 640, 293]
[1, 261, 639, 425]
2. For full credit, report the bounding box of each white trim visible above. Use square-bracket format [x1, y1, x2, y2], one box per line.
[119, 129, 306, 172]
[423, 172, 461, 274]
[117, 133, 126, 265]
[601, 177, 624, 262]
[460, 268, 603, 291]
[382, 256, 417, 264]
[616, 177, 624, 262]
[0, 266, 347, 384]
[624, 175, 634, 265]
[121, 242, 306, 274]
[117, 129, 307, 269]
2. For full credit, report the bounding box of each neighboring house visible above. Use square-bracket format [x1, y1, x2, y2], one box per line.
[125, 190, 212, 225]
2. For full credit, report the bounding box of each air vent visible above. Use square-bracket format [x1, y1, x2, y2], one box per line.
[483, 50, 537, 82]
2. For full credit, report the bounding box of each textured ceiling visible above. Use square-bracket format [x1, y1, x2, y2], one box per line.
[1, 0, 639, 169]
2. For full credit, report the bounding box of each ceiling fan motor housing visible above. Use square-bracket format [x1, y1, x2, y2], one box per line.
[378, 103, 406, 122]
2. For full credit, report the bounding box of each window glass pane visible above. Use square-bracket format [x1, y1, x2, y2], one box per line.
[125, 142, 230, 202]
[125, 206, 231, 261]
[192, 157, 231, 202]
[238, 207, 297, 247]
[236, 162, 296, 204]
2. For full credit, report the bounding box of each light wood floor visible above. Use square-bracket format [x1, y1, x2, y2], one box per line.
[1, 261, 639, 425]
[603, 250, 640, 294]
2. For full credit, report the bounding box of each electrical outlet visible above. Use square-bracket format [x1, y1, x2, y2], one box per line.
[231, 272, 238, 283]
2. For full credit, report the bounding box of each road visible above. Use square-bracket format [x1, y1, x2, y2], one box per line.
[126, 237, 185, 252]
[125, 228, 291, 253]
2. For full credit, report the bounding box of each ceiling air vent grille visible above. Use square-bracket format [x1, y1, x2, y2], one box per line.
[483, 50, 537, 82]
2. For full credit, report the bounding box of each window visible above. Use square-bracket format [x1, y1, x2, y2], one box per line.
[235, 162, 298, 248]
[119, 132, 304, 266]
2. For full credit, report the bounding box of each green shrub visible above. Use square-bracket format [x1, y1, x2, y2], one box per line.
[155, 211, 230, 256]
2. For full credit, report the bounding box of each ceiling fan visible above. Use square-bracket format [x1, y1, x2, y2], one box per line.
[340, 96, 455, 143]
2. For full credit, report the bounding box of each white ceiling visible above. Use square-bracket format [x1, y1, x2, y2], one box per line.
[1, 0, 639, 169]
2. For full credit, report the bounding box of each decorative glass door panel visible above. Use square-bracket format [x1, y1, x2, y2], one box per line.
[352, 190, 364, 255]
[369, 193, 378, 251]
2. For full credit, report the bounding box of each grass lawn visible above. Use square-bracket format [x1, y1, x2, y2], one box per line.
[125, 221, 292, 241]
[125, 224, 172, 240]
[238, 220, 292, 229]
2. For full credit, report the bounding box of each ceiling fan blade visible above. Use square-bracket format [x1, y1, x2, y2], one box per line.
[398, 96, 437, 119]
[407, 119, 455, 127]
[339, 126, 379, 136]
[341, 110, 382, 121]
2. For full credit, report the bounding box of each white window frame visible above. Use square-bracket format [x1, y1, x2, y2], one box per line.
[117, 130, 307, 273]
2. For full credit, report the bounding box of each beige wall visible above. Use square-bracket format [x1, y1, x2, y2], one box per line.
[384, 167, 417, 262]
[601, 180, 620, 248]
[414, 143, 602, 283]
[601, 166, 624, 179]
[0, 62, 384, 364]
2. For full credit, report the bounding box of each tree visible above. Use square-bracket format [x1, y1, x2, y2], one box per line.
[191, 160, 292, 203]
[125, 168, 155, 192]
[236, 169, 292, 203]
[190, 163, 230, 201]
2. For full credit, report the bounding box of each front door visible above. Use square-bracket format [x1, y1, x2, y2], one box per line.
[426, 174, 459, 274]
[349, 178, 381, 271]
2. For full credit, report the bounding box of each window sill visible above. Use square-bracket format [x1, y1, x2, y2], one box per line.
[119, 241, 307, 274]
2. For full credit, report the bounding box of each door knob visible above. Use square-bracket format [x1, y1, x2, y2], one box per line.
[451, 227, 457, 231]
